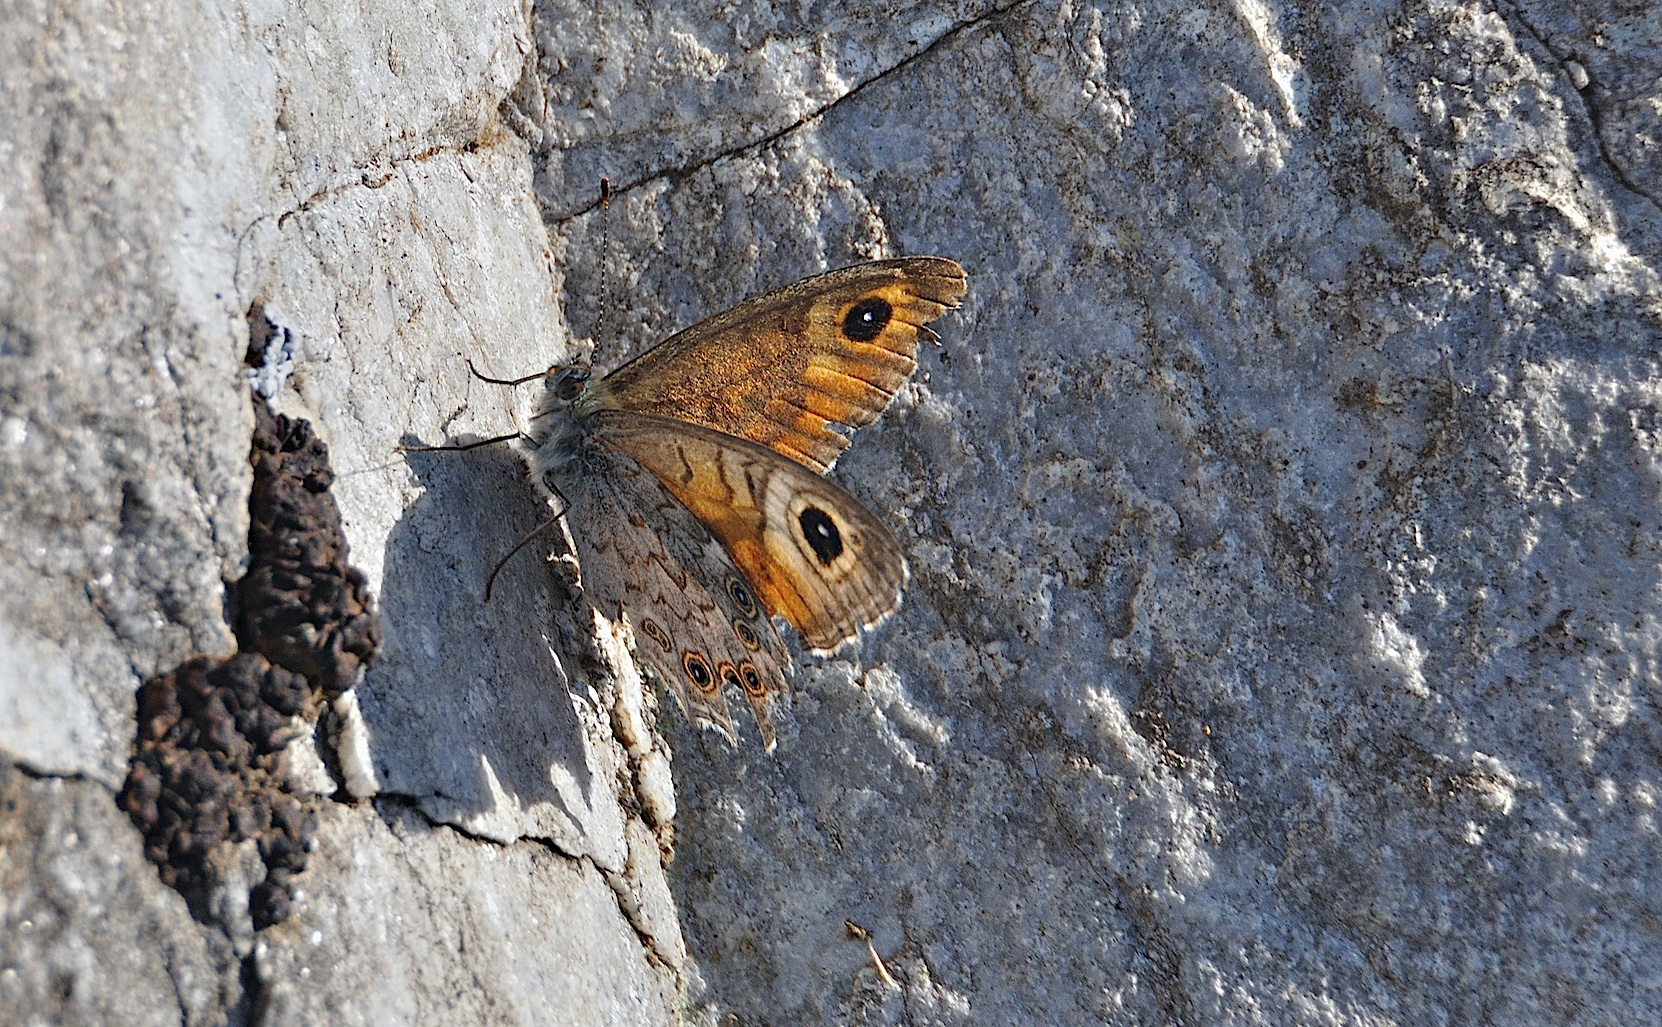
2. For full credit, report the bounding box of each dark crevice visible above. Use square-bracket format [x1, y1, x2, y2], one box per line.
[372, 792, 682, 980]
[588, 851, 672, 970]
[1496, 1, 1662, 212]
[275, 141, 464, 230]
[552, 0, 1036, 225]
[8, 761, 93, 784]
[227, 949, 268, 1027]
[373, 790, 589, 865]
[233, 134, 487, 300]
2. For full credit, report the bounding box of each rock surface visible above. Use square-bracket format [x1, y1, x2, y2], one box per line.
[3, 0, 1660, 1025]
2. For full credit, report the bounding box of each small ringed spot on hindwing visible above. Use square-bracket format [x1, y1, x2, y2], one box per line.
[683, 651, 716, 694]
[719, 662, 742, 693]
[799, 506, 844, 565]
[739, 662, 766, 697]
[641, 617, 674, 653]
[842, 297, 893, 342]
[733, 620, 761, 651]
[726, 575, 759, 617]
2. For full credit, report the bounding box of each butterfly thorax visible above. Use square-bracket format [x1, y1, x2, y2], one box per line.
[524, 366, 607, 486]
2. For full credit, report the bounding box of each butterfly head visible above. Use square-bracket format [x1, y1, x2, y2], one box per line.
[548, 366, 592, 405]
[530, 365, 595, 427]
[526, 365, 599, 470]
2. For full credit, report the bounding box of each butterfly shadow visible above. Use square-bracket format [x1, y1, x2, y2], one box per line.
[361, 435, 620, 859]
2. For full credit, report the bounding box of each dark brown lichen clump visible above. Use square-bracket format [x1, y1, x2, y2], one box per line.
[119, 398, 381, 930]
[119, 653, 317, 927]
[238, 403, 381, 699]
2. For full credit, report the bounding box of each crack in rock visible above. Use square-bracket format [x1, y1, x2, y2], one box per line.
[550, 0, 1034, 223]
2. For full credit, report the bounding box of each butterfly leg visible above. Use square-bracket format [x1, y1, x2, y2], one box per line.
[396, 431, 524, 453]
[464, 357, 552, 388]
[483, 511, 564, 602]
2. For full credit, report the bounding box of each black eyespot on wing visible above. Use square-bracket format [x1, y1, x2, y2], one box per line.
[733, 620, 760, 651]
[842, 297, 893, 342]
[641, 617, 674, 653]
[726, 575, 759, 617]
[719, 662, 742, 692]
[739, 662, 765, 698]
[683, 652, 716, 693]
[799, 506, 844, 565]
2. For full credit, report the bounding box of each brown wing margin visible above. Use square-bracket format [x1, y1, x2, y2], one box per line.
[591, 257, 967, 474]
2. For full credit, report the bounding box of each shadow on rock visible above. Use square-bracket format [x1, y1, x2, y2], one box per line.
[364, 432, 615, 858]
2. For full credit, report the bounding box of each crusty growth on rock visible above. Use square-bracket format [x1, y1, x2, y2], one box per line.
[120, 654, 317, 928]
[119, 400, 382, 929]
[239, 403, 381, 699]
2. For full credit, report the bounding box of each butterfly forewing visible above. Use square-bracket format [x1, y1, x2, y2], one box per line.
[590, 411, 910, 653]
[591, 257, 967, 473]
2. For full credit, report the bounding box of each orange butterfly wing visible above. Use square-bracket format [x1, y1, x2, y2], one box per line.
[589, 257, 966, 473]
[589, 411, 909, 653]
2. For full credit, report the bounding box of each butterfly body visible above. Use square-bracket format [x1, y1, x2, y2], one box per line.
[523, 258, 966, 747]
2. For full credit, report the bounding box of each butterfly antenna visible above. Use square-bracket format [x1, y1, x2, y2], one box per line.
[483, 511, 563, 603]
[593, 177, 612, 354]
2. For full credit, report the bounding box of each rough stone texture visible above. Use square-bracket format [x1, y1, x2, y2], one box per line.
[0, 765, 239, 1027]
[0, 0, 254, 789]
[526, 0, 1009, 220]
[530, 2, 1662, 1025]
[2, 0, 680, 1023]
[251, 802, 676, 1025]
[4, 1, 1661, 1026]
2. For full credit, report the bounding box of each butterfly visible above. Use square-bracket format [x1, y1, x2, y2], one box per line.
[522, 257, 966, 749]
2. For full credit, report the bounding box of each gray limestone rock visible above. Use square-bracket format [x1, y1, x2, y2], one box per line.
[540, 2, 1662, 1024]
[3, 0, 1660, 1025]
[1, 0, 677, 1022]
[251, 802, 676, 1024]
[0, 766, 239, 1027]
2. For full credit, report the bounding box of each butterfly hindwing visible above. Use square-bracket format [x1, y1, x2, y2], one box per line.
[590, 257, 966, 473]
[684, 533, 793, 747]
[590, 410, 910, 653]
[560, 440, 791, 747]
